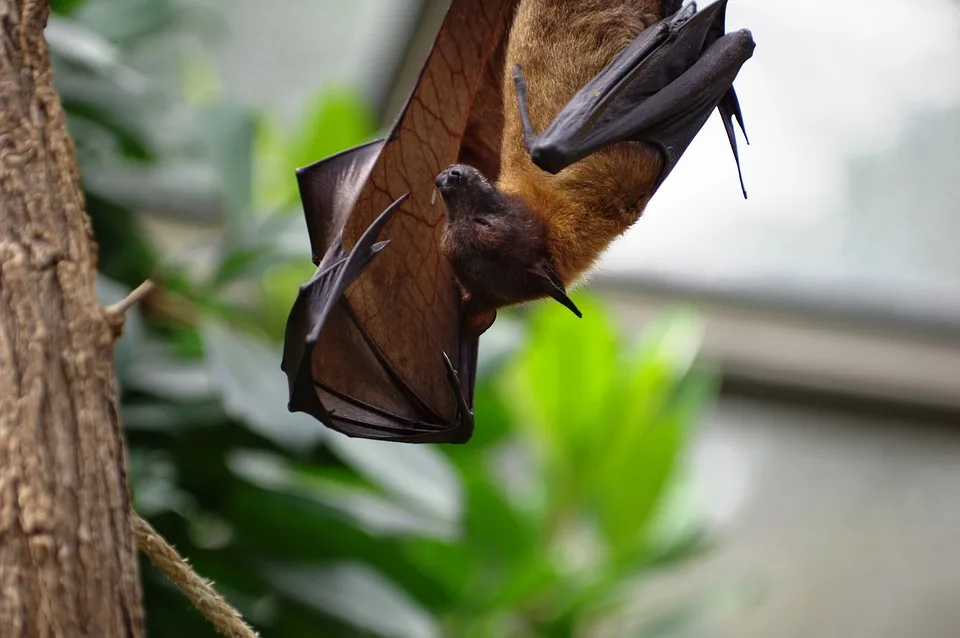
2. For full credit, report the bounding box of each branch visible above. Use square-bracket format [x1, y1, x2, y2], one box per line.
[104, 279, 157, 337]
[105, 280, 157, 317]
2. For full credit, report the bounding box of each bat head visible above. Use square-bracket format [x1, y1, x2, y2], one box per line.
[435, 164, 540, 250]
[436, 163, 577, 317]
[436, 164, 507, 219]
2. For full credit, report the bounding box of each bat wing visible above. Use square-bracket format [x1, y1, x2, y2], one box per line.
[281, 0, 517, 443]
[513, 0, 756, 196]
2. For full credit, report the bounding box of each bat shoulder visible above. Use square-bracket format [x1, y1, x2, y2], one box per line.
[498, 142, 659, 284]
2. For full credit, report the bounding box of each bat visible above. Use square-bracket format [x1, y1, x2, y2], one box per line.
[281, 0, 519, 444]
[282, 0, 754, 444]
[436, 0, 755, 321]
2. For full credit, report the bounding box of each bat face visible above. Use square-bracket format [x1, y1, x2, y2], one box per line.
[436, 164, 555, 313]
[281, 0, 522, 443]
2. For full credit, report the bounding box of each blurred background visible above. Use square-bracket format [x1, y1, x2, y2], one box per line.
[47, 0, 960, 636]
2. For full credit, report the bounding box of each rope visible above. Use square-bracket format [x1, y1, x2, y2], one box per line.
[133, 513, 260, 638]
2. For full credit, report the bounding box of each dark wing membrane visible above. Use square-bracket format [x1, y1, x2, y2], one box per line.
[282, 187, 475, 443]
[457, 14, 512, 181]
[281, 0, 519, 443]
[295, 138, 386, 266]
[514, 0, 755, 196]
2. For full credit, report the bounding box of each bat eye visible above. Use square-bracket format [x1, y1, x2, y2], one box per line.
[474, 217, 491, 227]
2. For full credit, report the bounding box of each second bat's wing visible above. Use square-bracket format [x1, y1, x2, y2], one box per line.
[281, 0, 517, 443]
[512, 0, 755, 197]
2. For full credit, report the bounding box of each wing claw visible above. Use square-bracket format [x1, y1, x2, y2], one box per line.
[442, 351, 474, 443]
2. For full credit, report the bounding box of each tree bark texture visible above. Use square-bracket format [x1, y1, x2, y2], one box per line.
[0, 1, 145, 636]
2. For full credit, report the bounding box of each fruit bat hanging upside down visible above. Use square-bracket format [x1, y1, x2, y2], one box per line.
[282, 0, 755, 443]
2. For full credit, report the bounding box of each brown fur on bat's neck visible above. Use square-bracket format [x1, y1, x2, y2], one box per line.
[497, 0, 665, 284]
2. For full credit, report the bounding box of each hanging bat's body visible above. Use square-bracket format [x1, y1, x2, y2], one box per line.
[282, 0, 755, 444]
[438, 0, 754, 319]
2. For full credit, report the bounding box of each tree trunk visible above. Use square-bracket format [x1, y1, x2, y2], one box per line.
[0, 0, 146, 636]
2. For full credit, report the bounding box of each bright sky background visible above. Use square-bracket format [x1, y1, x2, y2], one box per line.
[599, 0, 960, 299]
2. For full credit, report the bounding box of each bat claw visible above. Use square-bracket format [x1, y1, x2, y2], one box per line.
[442, 351, 473, 422]
[512, 64, 539, 156]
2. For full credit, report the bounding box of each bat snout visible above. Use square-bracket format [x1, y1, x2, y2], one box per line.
[437, 164, 483, 194]
[436, 167, 464, 192]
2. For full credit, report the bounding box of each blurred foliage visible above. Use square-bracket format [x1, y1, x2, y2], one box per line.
[49, 1, 745, 636]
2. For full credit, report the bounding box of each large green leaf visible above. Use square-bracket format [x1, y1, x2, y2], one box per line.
[47, 14, 126, 77]
[227, 449, 457, 541]
[323, 436, 463, 527]
[499, 293, 619, 506]
[73, 0, 196, 46]
[200, 320, 325, 451]
[195, 101, 257, 247]
[590, 312, 710, 554]
[262, 562, 440, 638]
[255, 90, 376, 213]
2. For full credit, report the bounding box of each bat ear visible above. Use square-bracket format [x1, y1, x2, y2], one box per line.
[528, 262, 582, 318]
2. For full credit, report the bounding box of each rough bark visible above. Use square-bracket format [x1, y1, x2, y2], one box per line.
[0, 0, 146, 636]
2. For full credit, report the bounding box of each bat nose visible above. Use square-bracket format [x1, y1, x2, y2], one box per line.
[436, 166, 464, 191]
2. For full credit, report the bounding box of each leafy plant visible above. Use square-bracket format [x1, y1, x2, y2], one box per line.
[419, 300, 726, 638]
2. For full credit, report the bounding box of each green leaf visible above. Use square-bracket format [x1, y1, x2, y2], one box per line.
[200, 320, 325, 451]
[84, 191, 156, 287]
[323, 436, 463, 526]
[227, 450, 457, 540]
[196, 101, 257, 247]
[262, 562, 441, 638]
[399, 539, 479, 609]
[179, 51, 222, 108]
[128, 449, 195, 517]
[254, 89, 375, 212]
[258, 258, 320, 340]
[224, 481, 452, 610]
[62, 97, 153, 160]
[121, 399, 230, 434]
[46, 14, 122, 76]
[499, 293, 618, 500]
[209, 244, 280, 290]
[124, 338, 217, 401]
[590, 312, 711, 553]
[74, 0, 185, 45]
[51, 0, 87, 15]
